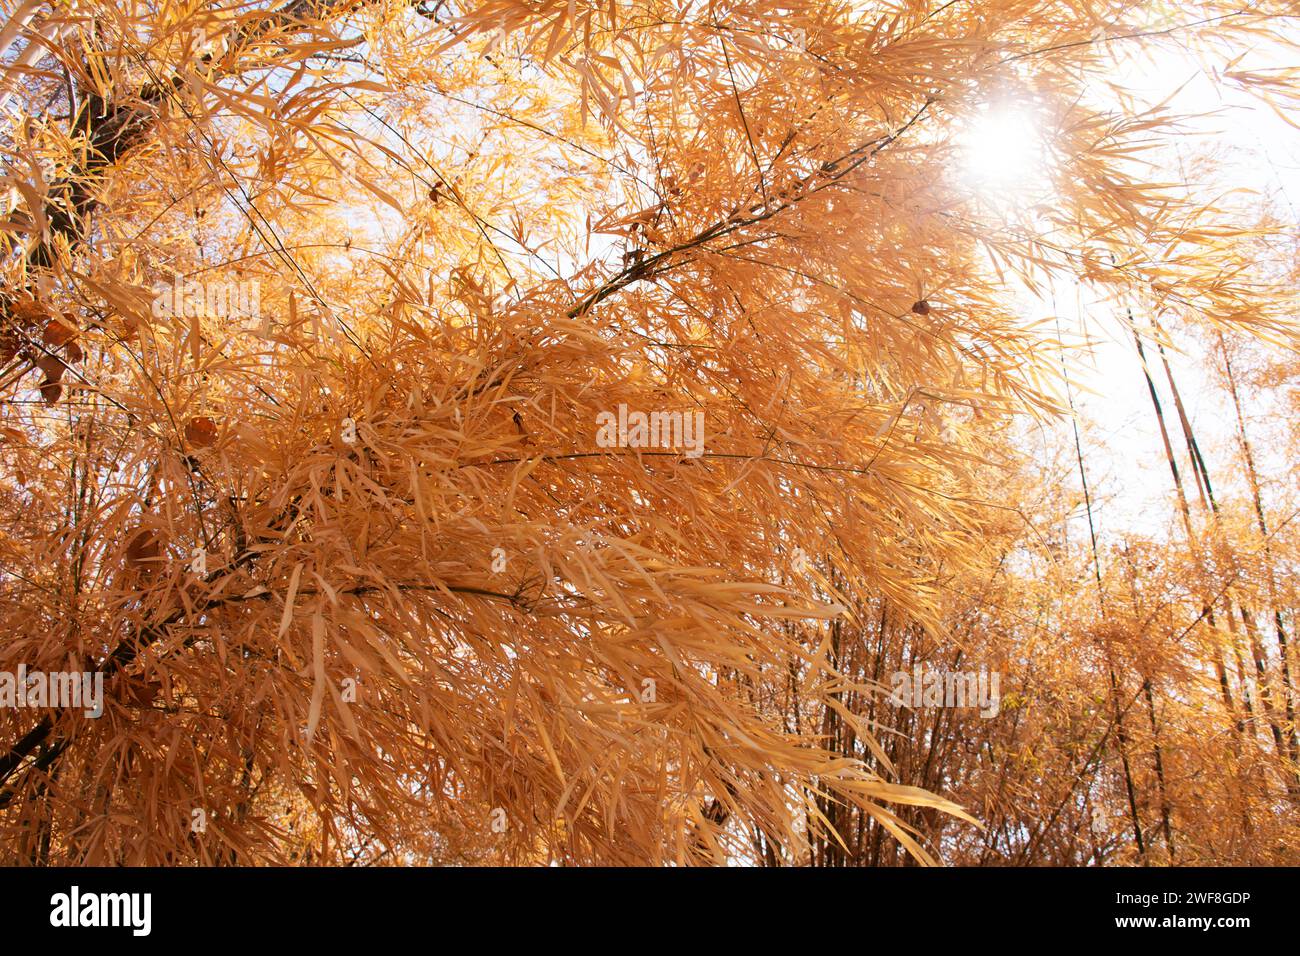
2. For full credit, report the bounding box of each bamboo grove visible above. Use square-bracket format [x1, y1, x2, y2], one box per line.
[0, 0, 1297, 865]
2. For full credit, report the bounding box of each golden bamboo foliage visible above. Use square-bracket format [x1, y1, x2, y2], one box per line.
[0, 0, 1296, 865]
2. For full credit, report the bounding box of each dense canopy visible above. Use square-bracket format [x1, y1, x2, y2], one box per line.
[0, 0, 1297, 865]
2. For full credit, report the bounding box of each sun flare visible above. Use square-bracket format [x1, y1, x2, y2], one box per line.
[959, 105, 1050, 198]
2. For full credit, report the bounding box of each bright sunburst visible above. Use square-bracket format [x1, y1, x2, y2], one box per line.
[959, 104, 1050, 198]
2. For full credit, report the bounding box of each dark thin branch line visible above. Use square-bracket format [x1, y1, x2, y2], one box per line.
[1003, 6, 1269, 64]
[565, 98, 934, 319]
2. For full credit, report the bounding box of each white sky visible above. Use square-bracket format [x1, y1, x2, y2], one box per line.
[963, 28, 1300, 545]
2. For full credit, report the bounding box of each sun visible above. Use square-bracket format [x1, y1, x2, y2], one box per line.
[958, 104, 1051, 199]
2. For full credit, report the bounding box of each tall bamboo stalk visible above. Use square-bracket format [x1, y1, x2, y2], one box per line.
[1219, 332, 1300, 793]
[1125, 307, 1255, 842]
[1152, 319, 1296, 798]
